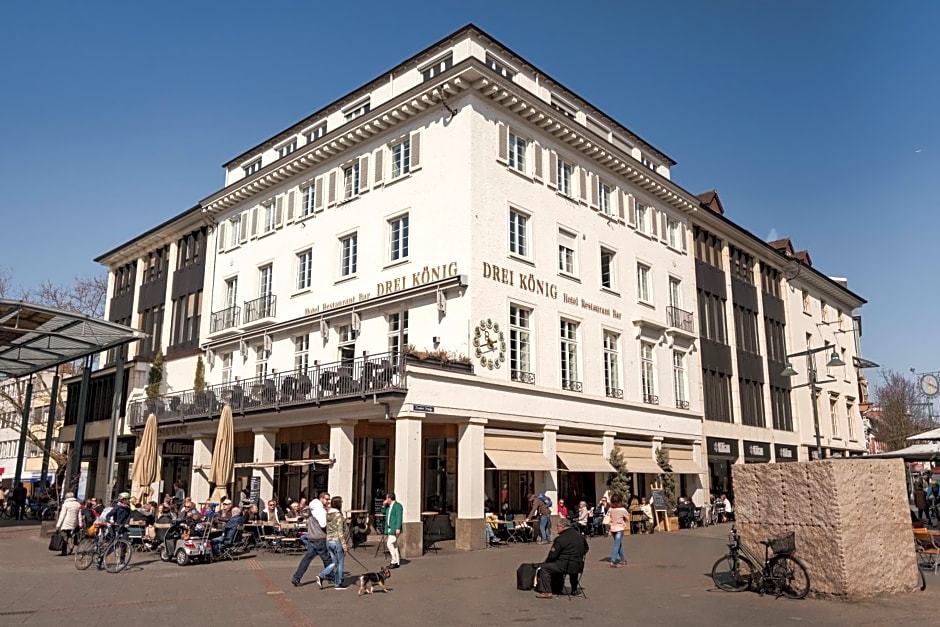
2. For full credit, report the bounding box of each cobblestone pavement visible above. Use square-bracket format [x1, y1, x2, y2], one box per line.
[0, 520, 935, 626]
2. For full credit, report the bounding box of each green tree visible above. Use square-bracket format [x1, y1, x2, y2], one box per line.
[146, 348, 164, 401]
[607, 445, 632, 502]
[194, 355, 205, 393]
[656, 447, 677, 510]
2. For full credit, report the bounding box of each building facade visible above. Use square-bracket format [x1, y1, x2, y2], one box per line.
[0, 371, 61, 490]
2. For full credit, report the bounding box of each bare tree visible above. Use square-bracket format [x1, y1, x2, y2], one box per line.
[0, 267, 13, 298]
[0, 375, 68, 470]
[871, 369, 932, 451]
[25, 274, 107, 319]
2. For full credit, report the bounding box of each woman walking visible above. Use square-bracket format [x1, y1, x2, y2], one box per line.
[320, 496, 349, 589]
[608, 494, 629, 567]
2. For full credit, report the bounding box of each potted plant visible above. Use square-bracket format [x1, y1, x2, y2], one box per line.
[145, 348, 164, 414]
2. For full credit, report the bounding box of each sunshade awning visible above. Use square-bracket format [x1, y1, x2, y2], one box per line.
[485, 449, 554, 471]
[0, 299, 144, 377]
[286, 458, 334, 467]
[669, 459, 703, 474]
[623, 457, 662, 474]
[909, 428, 940, 442]
[557, 451, 614, 473]
[868, 443, 940, 460]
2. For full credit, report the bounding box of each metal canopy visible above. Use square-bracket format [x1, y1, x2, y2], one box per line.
[0, 299, 144, 377]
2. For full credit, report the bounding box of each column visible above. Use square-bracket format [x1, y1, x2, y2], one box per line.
[190, 438, 212, 504]
[252, 429, 277, 505]
[597, 431, 616, 500]
[327, 420, 355, 503]
[456, 418, 486, 551]
[394, 416, 422, 558]
[691, 439, 706, 506]
[542, 426, 558, 525]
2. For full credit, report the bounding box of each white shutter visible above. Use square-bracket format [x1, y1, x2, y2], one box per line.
[374, 147, 384, 186]
[579, 168, 587, 203]
[626, 195, 636, 228]
[650, 208, 659, 238]
[680, 224, 688, 252]
[314, 176, 324, 212]
[590, 174, 599, 209]
[239, 212, 248, 244]
[548, 152, 558, 189]
[286, 191, 295, 223]
[275, 196, 284, 228]
[617, 190, 626, 223]
[660, 212, 669, 243]
[533, 143, 542, 181]
[216, 222, 226, 252]
[249, 207, 258, 240]
[410, 131, 421, 171]
[359, 155, 370, 194]
[497, 122, 508, 164]
[328, 171, 337, 206]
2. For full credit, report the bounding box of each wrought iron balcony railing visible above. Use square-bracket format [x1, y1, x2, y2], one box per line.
[210, 305, 240, 333]
[666, 306, 694, 333]
[561, 379, 583, 393]
[127, 351, 406, 428]
[511, 370, 536, 384]
[606, 387, 624, 399]
[676, 400, 690, 410]
[643, 394, 660, 405]
[244, 294, 277, 324]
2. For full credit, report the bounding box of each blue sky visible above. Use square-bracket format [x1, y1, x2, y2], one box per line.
[0, 1, 936, 378]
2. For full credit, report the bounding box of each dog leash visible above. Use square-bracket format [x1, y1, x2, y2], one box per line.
[345, 547, 372, 571]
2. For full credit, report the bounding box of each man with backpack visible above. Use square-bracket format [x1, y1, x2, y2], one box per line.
[527, 493, 552, 544]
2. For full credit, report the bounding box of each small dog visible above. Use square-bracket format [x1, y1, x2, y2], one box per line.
[357, 566, 392, 595]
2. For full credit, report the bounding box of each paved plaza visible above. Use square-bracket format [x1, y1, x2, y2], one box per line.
[0, 520, 934, 626]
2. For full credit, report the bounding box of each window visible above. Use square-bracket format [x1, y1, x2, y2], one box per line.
[635, 203, 649, 234]
[728, 246, 754, 284]
[603, 331, 620, 398]
[733, 305, 760, 354]
[388, 215, 409, 262]
[764, 318, 787, 364]
[508, 132, 527, 173]
[673, 351, 687, 408]
[824, 341, 833, 376]
[221, 353, 232, 385]
[296, 249, 312, 291]
[228, 216, 242, 247]
[343, 162, 360, 198]
[391, 138, 411, 179]
[170, 290, 202, 347]
[557, 160, 573, 196]
[255, 345, 268, 379]
[509, 209, 529, 257]
[703, 370, 733, 422]
[344, 100, 370, 122]
[278, 140, 297, 159]
[338, 325, 356, 363]
[225, 278, 238, 309]
[770, 386, 793, 431]
[600, 248, 615, 290]
[760, 263, 782, 299]
[830, 397, 840, 437]
[821, 300, 828, 322]
[294, 335, 310, 373]
[558, 229, 577, 275]
[340, 233, 358, 277]
[802, 290, 811, 314]
[243, 159, 261, 176]
[138, 305, 164, 356]
[641, 155, 657, 171]
[559, 319, 579, 390]
[263, 201, 277, 233]
[510, 305, 532, 381]
[259, 265, 273, 297]
[304, 123, 327, 143]
[666, 219, 681, 249]
[636, 263, 652, 304]
[421, 53, 452, 81]
[176, 228, 206, 270]
[693, 226, 723, 270]
[846, 399, 856, 440]
[551, 94, 577, 119]
[486, 53, 515, 79]
[598, 181, 612, 215]
[142, 246, 169, 283]
[388, 311, 409, 360]
[740, 379, 766, 428]
[668, 277, 682, 309]
[301, 182, 316, 218]
[697, 290, 728, 344]
[640, 342, 656, 403]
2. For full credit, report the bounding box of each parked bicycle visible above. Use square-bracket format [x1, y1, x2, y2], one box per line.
[74, 524, 133, 573]
[711, 526, 810, 598]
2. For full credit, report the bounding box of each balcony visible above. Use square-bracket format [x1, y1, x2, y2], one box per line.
[666, 306, 695, 334]
[676, 400, 690, 410]
[127, 351, 406, 428]
[643, 394, 659, 405]
[210, 306, 240, 333]
[606, 387, 623, 399]
[511, 370, 536, 384]
[561, 379, 583, 393]
[244, 294, 277, 325]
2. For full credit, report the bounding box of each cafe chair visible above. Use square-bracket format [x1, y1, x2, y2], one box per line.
[560, 562, 587, 600]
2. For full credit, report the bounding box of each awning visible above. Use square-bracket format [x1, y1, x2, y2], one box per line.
[557, 451, 614, 473]
[669, 459, 703, 474]
[624, 457, 662, 474]
[286, 458, 335, 467]
[193, 464, 211, 471]
[485, 449, 554, 471]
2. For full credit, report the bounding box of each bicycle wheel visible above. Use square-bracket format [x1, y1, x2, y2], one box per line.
[711, 553, 756, 592]
[104, 540, 133, 573]
[769, 555, 810, 599]
[74, 540, 96, 571]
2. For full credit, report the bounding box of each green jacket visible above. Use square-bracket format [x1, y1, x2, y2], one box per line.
[383, 501, 403, 534]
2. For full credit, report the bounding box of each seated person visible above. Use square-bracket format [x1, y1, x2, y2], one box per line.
[676, 497, 694, 529]
[217, 499, 234, 524]
[243, 503, 260, 523]
[534, 518, 589, 599]
[640, 497, 653, 531]
[576, 501, 590, 534]
[593, 497, 610, 537]
[485, 512, 502, 544]
[211, 507, 245, 556]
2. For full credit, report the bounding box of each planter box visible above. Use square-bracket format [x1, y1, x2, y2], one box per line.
[666, 516, 679, 532]
[40, 521, 57, 538]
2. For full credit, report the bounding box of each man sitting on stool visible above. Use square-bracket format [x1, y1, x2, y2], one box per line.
[535, 518, 589, 599]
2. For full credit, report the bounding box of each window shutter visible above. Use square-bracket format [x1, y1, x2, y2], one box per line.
[374, 147, 384, 186]
[410, 132, 421, 171]
[660, 213, 668, 243]
[314, 176, 324, 212]
[616, 190, 626, 223]
[548, 152, 558, 188]
[626, 195, 636, 227]
[533, 144, 542, 180]
[680, 224, 688, 252]
[274, 197, 283, 228]
[497, 122, 508, 164]
[286, 191, 295, 223]
[249, 207, 258, 239]
[650, 208, 659, 238]
[216, 222, 226, 252]
[328, 171, 337, 206]
[239, 212, 248, 244]
[359, 155, 370, 194]
[579, 168, 587, 203]
[590, 175, 599, 209]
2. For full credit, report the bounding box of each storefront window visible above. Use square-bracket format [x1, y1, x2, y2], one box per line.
[354, 437, 390, 512]
[423, 438, 456, 513]
[485, 470, 534, 516]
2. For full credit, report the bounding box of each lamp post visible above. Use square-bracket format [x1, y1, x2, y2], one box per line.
[780, 346, 845, 460]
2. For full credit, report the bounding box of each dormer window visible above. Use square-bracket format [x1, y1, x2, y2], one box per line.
[421, 53, 453, 82]
[486, 53, 515, 79]
[551, 94, 577, 119]
[243, 159, 261, 176]
[304, 122, 327, 144]
[277, 140, 297, 159]
[344, 99, 370, 122]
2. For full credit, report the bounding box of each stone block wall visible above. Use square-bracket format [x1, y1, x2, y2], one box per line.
[732, 459, 919, 600]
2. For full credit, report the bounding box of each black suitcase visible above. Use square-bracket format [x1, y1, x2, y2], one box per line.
[516, 562, 539, 590]
[48, 531, 65, 552]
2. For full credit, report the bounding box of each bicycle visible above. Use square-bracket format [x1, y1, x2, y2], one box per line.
[74, 524, 133, 573]
[711, 526, 810, 599]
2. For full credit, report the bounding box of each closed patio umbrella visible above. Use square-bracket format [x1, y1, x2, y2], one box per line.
[130, 413, 158, 503]
[208, 404, 234, 503]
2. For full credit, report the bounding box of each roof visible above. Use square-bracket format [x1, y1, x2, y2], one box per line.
[908, 427, 940, 442]
[0, 300, 145, 378]
[867, 442, 940, 461]
[696, 191, 724, 215]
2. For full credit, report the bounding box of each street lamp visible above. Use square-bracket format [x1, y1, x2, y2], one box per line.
[780, 346, 845, 460]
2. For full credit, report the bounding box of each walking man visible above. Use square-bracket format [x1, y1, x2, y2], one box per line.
[383, 492, 403, 569]
[291, 491, 332, 588]
[11, 483, 26, 520]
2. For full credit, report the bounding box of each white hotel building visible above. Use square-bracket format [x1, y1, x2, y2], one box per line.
[64, 24, 867, 553]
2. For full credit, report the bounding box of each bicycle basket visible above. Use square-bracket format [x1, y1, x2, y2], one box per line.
[768, 532, 796, 555]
